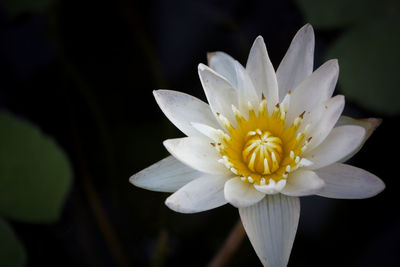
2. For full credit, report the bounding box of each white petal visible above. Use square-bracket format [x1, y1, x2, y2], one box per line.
[207, 53, 259, 114]
[287, 59, 339, 123]
[254, 179, 287, 194]
[165, 174, 229, 213]
[315, 163, 385, 199]
[208, 52, 240, 87]
[130, 156, 203, 193]
[190, 122, 226, 142]
[224, 177, 265, 208]
[335, 116, 382, 162]
[281, 170, 325, 196]
[303, 95, 345, 151]
[246, 36, 279, 113]
[198, 64, 238, 125]
[153, 90, 220, 137]
[163, 136, 230, 175]
[276, 24, 315, 101]
[304, 125, 366, 170]
[239, 194, 300, 267]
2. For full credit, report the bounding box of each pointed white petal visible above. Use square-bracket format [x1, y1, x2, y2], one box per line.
[303, 95, 345, 151]
[281, 170, 325, 196]
[287, 59, 339, 123]
[224, 177, 265, 208]
[315, 163, 385, 199]
[208, 52, 240, 87]
[165, 174, 229, 213]
[239, 194, 300, 267]
[190, 122, 224, 142]
[246, 36, 279, 112]
[130, 156, 203, 193]
[163, 136, 230, 175]
[153, 90, 220, 137]
[207, 53, 259, 114]
[335, 116, 382, 162]
[198, 63, 238, 125]
[305, 125, 366, 169]
[276, 24, 315, 100]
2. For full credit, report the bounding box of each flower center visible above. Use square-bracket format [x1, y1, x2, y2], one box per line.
[242, 130, 282, 175]
[213, 94, 312, 186]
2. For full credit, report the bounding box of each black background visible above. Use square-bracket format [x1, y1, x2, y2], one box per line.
[0, 0, 398, 266]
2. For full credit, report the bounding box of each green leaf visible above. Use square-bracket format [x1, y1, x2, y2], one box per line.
[0, 217, 26, 267]
[295, 0, 376, 29]
[0, 112, 72, 223]
[0, 0, 56, 17]
[325, 20, 400, 115]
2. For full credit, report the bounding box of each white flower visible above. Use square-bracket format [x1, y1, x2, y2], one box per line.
[130, 24, 385, 266]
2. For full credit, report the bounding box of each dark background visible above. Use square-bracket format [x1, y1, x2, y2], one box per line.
[0, 0, 398, 266]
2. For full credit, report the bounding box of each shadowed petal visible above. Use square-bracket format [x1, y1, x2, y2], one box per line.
[163, 136, 230, 175]
[207, 53, 259, 115]
[287, 59, 339, 123]
[198, 63, 238, 126]
[315, 163, 385, 199]
[130, 156, 203, 193]
[208, 52, 242, 89]
[303, 95, 345, 151]
[224, 177, 265, 208]
[239, 194, 300, 267]
[335, 116, 381, 162]
[305, 125, 365, 169]
[276, 24, 315, 101]
[246, 36, 279, 113]
[154, 90, 220, 137]
[165, 174, 229, 213]
[281, 169, 324, 196]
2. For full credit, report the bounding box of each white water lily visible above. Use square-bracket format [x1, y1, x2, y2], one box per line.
[130, 24, 385, 266]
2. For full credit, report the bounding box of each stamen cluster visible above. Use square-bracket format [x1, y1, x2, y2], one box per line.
[212, 93, 312, 187]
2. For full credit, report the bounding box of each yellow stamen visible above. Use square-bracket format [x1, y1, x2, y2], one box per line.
[211, 97, 309, 185]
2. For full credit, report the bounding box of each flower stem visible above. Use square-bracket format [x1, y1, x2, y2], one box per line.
[208, 219, 246, 267]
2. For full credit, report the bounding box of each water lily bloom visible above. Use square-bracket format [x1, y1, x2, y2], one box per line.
[130, 24, 385, 266]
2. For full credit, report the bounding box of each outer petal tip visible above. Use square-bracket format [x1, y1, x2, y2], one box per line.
[329, 58, 339, 69]
[152, 89, 166, 100]
[368, 177, 386, 197]
[162, 139, 171, 149]
[303, 23, 314, 32]
[165, 196, 181, 213]
[336, 94, 345, 102]
[152, 89, 160, 98]
[254, 35, 264, 42]
[198, 63, 208, 71]
[165, 193, 193, 214]
[128, 174, 137, 186]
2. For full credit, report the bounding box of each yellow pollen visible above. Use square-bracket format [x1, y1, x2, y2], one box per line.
[242, 131, 283, 174]
[215, 99, 310, 185]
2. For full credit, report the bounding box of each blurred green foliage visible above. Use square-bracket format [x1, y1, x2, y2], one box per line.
[297, 0, 400, 115]
[0, 112, 72, 266]
[0, 0, 56, 17]
[0, 218, 26, 267]
[296, 0, 377, 29]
